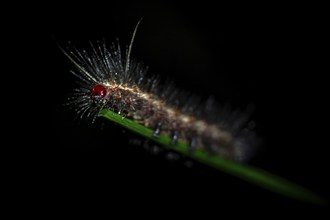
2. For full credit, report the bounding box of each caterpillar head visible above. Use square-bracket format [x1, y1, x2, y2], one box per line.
[90, 84, 107, 104]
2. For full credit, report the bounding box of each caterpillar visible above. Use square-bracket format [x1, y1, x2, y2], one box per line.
[60, 20, 259, 163]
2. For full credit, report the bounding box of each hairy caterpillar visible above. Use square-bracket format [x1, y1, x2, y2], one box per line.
[60, 20, 259, 162]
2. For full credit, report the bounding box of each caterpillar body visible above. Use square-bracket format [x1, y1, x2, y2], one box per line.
[61, 21, 259, 162]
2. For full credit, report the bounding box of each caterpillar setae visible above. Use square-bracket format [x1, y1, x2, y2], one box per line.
[60, 20, 259, 163]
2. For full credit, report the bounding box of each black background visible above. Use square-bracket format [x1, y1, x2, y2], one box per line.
[35, 1, 330, 212]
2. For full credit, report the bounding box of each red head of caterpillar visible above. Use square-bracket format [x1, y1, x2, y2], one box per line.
[90, 84, 107, 100]
[60, 21, 260, 162]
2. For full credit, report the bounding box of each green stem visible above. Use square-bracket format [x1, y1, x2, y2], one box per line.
[99, 109, 328, 205]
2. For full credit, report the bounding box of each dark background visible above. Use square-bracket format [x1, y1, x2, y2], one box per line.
[39, 1, 329, 212]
